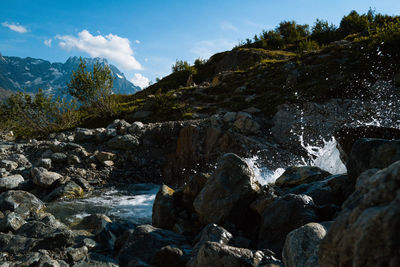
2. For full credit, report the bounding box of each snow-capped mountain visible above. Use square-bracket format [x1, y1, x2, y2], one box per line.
[0, 53, 141, 96]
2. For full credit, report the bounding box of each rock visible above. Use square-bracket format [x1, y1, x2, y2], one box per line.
[242, 107, 261, 114]
[117, 225, 190, 266]
[182, 173, 209, 211]
[37, 158, 52, 169]
[395, 72, 400, 85]
[44, 181, 84, 201]
[0, 160, 18, 172]
[128, 121, 145, 135]
[96, 152, 116, 162]
[50, 153, 68, 163]
[66, 246, 88, 263]
[131, 110, 152, 119]
[189, 241, 281, 267]
[74, 128, 94, 142]
[107, 134, 139, 150]
[152, 185, 176, 230]
[319, 160, 400, 267]
[282, 222, 332, 267]
[0, 212, 26, 232]
[75, 214, 112, 234]
[233, 114, 261, 135]
[67, 155, 81, 165]
[0, 190, 45, 217]
[31, 167, 63, 188]
[0, 174, 24, 192]
[334, 125, 400, 164]
[223, 112, 237, 122]
[194, 153, 260, 226]
[249, 185, 278, 216]
[102, 160, 114, 167]
[152, 246, 187, 267]
[346, 138, 400, 179]
[275, 166, 331, 187]
[73, 177, 92, 191]
[107, 119, 131, 135]
[0, 233, 38, 254]
[8, 154, 31, 168]
[191, 224, 233, 258]
[258, 194, 318, 254]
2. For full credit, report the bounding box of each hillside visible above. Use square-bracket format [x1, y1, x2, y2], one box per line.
[0, 54, 141, 96]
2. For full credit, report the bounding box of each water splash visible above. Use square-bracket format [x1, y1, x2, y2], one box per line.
[245, 156, 285, 185]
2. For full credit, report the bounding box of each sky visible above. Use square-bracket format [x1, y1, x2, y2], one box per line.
[1, 0, 399, 88]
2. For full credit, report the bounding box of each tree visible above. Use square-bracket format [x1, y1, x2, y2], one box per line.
[171, 60, 192, 72]
[67, 57, 114, 114]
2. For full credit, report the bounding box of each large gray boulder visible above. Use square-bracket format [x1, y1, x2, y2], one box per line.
[319, 160, 400, 267]
[193, 153, 260, 225]
[258, 194, 318, 254]
[347, 138, 400, 179]
[275, 166, 331, 187]
[31, 167, 63, 188]
[282, 222, 331, 267]
[0, 174, 24, 192]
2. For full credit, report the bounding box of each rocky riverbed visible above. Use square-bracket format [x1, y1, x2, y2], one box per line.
[0, 115, 399, 266]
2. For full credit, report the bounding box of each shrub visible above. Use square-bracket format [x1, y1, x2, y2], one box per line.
[298, 39, 320, 53]
[0, 89, 78, 137]
[172, 60, 192, 73]
[67, 57, 114, 115]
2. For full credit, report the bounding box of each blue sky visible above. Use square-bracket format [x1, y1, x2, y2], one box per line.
[1, 0, 399, 88]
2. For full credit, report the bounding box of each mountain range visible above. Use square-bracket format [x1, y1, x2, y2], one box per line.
[0, 53, 141, 98]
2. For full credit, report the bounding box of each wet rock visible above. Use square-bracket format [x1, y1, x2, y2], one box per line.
[275, 166, 331, 187]
[107, 134, 139, 150]
[152, 245, 187, 267]
[0, 160, 18, 172]
[189, 241, 280, 267]
[37, 158, 52, 169]
[44, 181, 84, 201]
[0, 190, 45, 217]
[75, 214, 112, 234]
[258, 194, 318, 255]
[72, 177, 92, 191]
[117, 224, 190, 266]
[319, 160, 400, 267]
[152, 185, 176, 230]
[282, 222, 332, 267]
[346, 138, 400, 179]
[250, 185, 278, 216]
[182, 173, 209, 211]
[0, 212, 26, 232]
[31, 167, 63, 188]
[194, 153, 260, 225]
[0, 174, 24, 192]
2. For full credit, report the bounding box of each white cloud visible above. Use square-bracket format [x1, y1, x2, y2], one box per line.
[220, 21, 238, 32]
[191, 39, 235, 59]
[1, 22, 27, 33]
[135, 40, 141, 44]
[130, 73, 150, 89]
[55, 30, 142, 70]
[44, 38, 52, 47]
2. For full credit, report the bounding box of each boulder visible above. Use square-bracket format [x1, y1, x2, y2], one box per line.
[8, 154, 31, 168]
[346, 138, 400, 179]
[275, 166, 331, 187]
[74, 128, 94, 142]
[50, 153, 68, 163]
[107, 134, 139, 150]
[258, 194, 318, 254]
[194, 153, 260, 226]
[31, 167, 63, 188]
[319, 160, 400, 267]
[37, 158, 52, 169]
[0, 212, 26, 232]
[182, 173, 209, 211]
[249, 185, 278, 216]
[0, 174, 24, 192]
[0, 190, 45, 217]
[65, 246, 88, 263]
[223, 112, 237, 122]
[152, 245, 187, 267]
[128, 121, 145, 135]
[0, 233, 38, 254]
[117, 224, 190, 266]
[0, 160, 18, 172]
[152, 185, 176, 230]
[233, 114, 261, 135]
[189, 241, 281, 267]
[75, 214, 112, 234]
[95, 151, 116, 162]
[282, 222, 332, 267]
[44, 181, 84, 201]
[107, 119, 131, 135]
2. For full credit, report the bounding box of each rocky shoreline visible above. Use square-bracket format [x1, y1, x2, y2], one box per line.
[0, 116, 399, 266]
